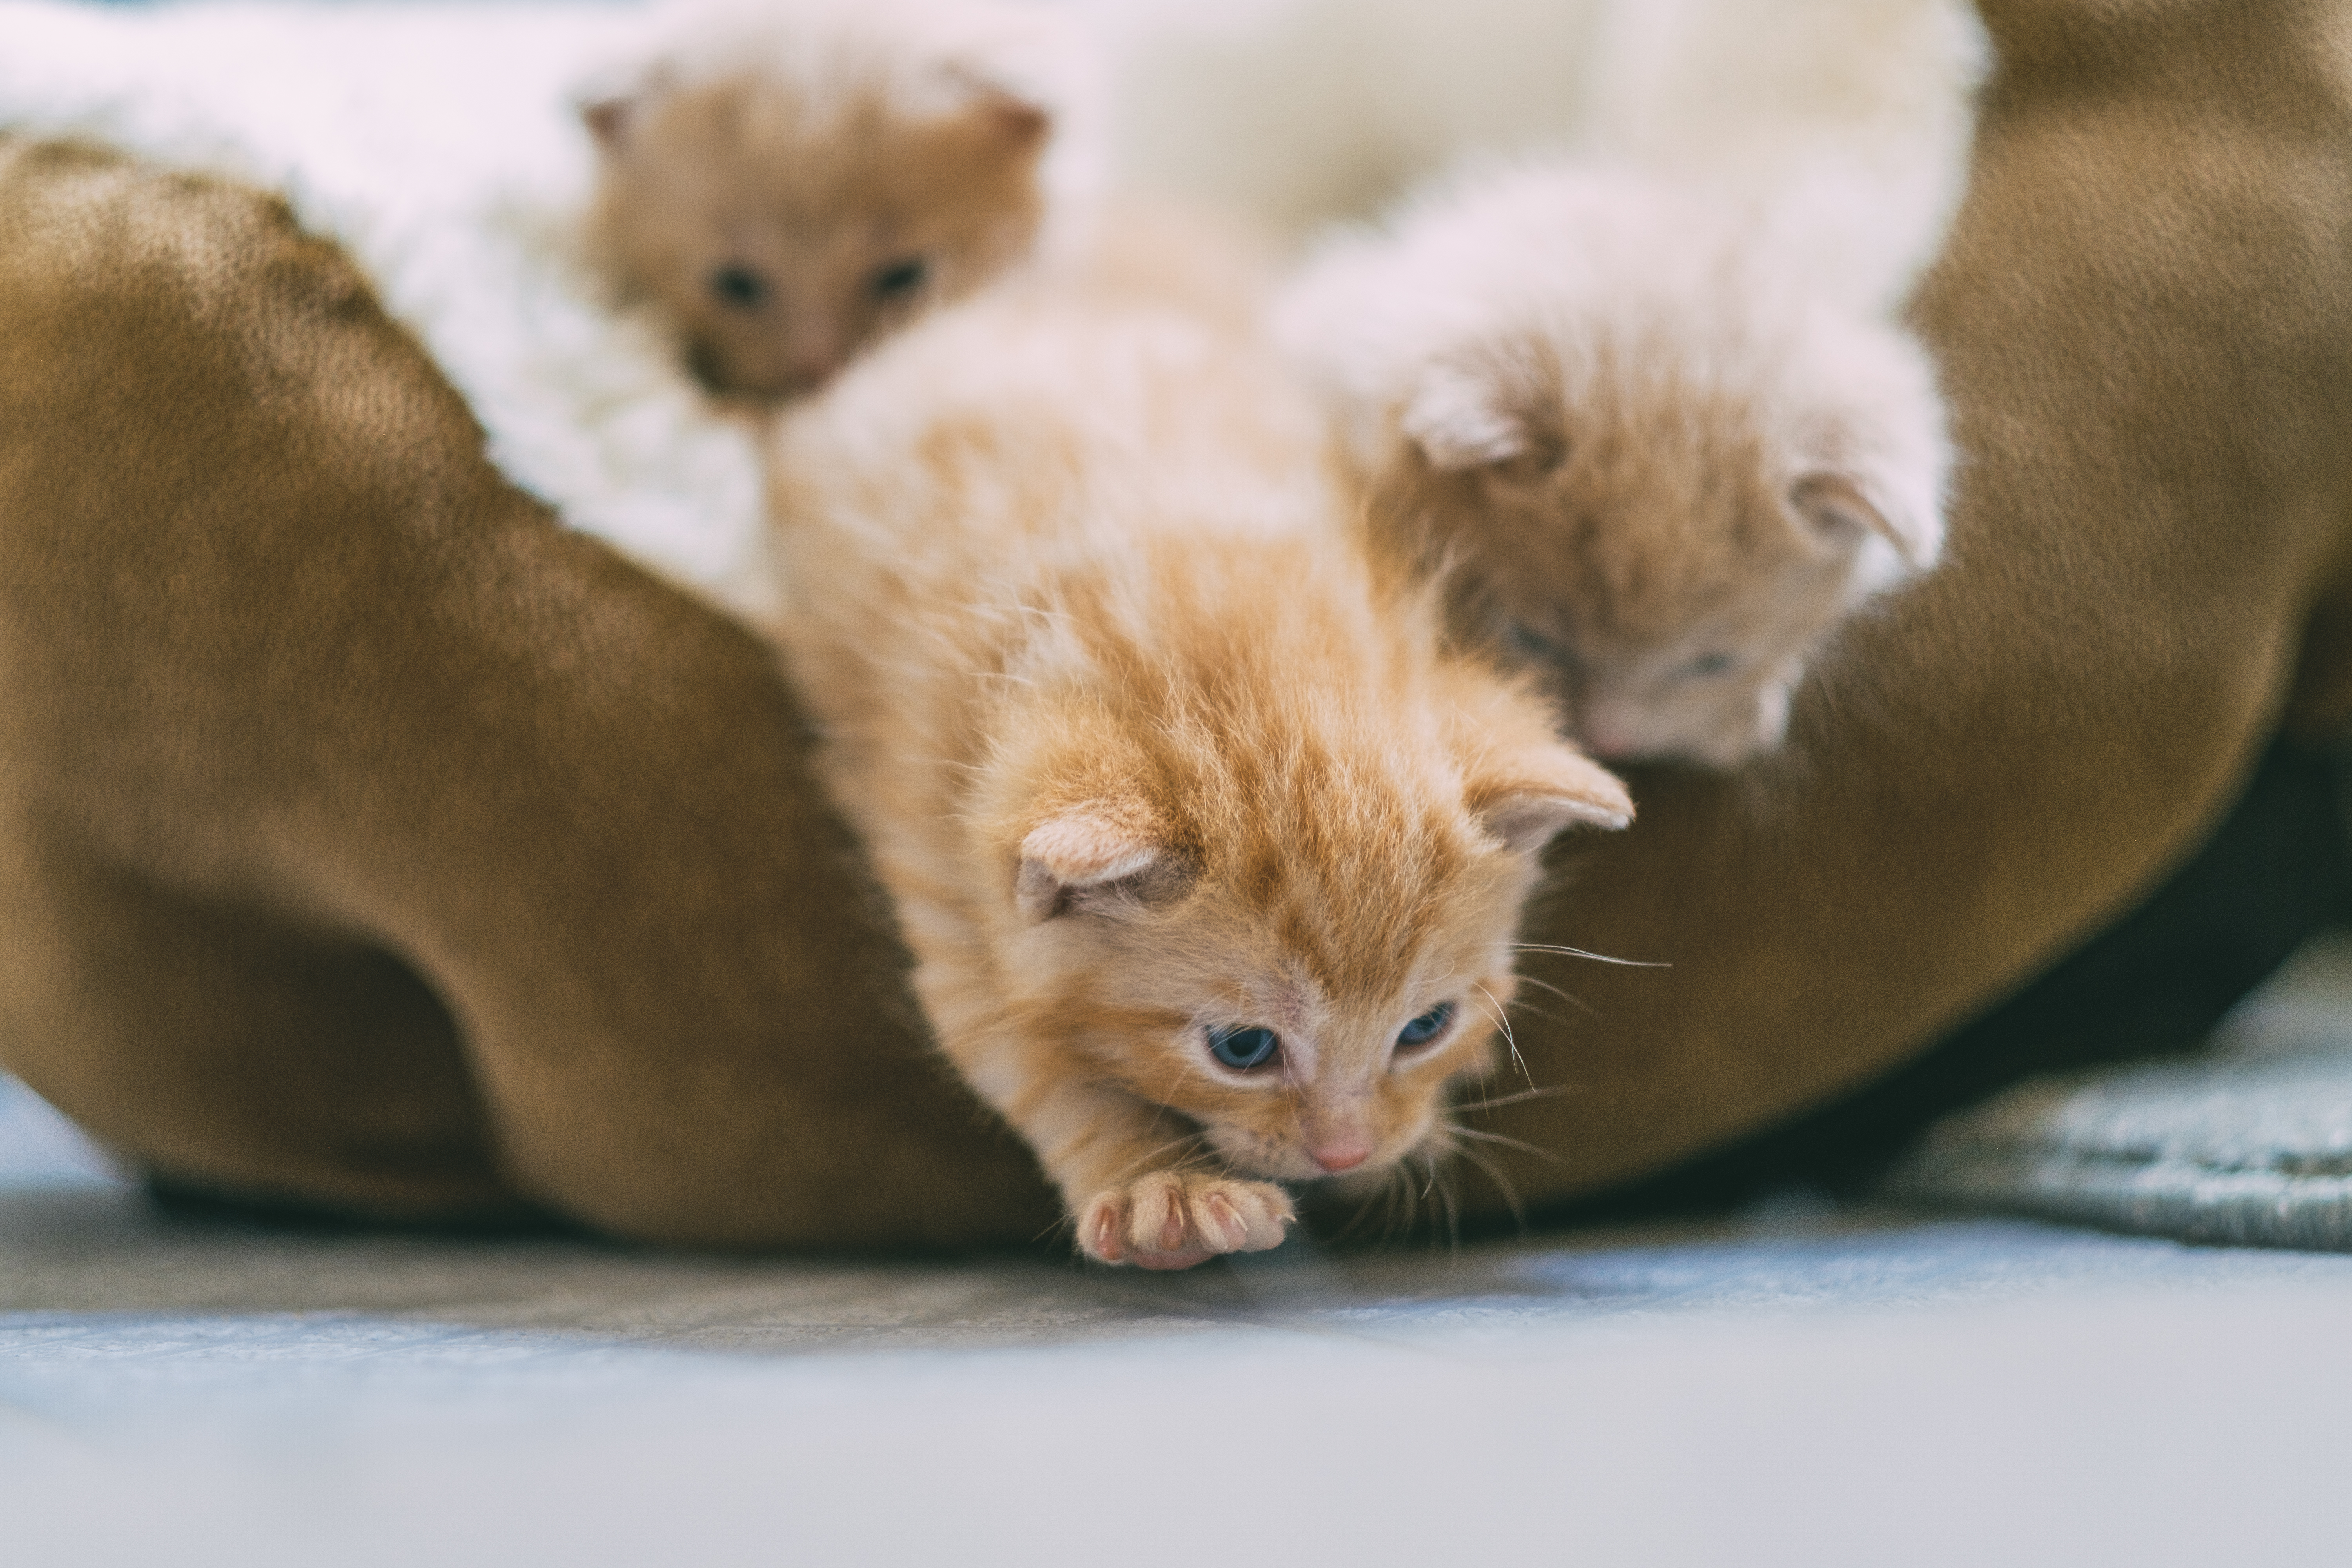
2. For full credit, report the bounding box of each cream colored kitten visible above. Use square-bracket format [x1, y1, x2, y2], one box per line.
[1278, 161, 1950, 767]
[581, 0, 1074, 397]
[762, 265, 1632, 1269]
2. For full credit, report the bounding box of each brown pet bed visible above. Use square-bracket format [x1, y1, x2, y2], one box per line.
[4, 0, 2351, 1249]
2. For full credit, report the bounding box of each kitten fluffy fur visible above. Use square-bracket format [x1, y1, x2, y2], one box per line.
[762, 260, 1631, 1268]
[1278, 162, 1951, 767]
[581, 0, 1079, 397]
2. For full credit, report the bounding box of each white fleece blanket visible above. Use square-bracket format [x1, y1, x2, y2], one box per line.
[0, 0, 1979, 624]
[1096, 0, 1985, 312]
[0, 0, 782, 620]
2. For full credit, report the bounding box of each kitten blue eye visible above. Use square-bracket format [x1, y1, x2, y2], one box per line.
[708, 264, 770, 310]
[1396, 1002, 1455, 1049]
[1207, 1025, 1280, 1071]
[870, 256, 929, 299]
[1681, 652, 1737, 679]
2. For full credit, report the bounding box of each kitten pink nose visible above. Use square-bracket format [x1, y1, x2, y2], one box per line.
[782, 354, 845, 393]
[1579, 710, 1642, 760]
[779, 321, 847, 392]
[1312, 1140, 1372, 1173]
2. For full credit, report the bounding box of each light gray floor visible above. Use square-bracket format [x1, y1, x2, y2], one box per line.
[5, 1076, 2351, 1566]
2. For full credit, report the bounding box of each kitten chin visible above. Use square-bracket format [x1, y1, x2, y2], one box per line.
[1278, 159, 1952, 769]
[761, 251, 1630, 1271]
[578, 0, 1080, 399]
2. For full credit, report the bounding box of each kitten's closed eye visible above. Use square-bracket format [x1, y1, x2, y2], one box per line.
[1679, 652, 1738, 679]
[708, 263, 771, 311]
[1396, 1002, 1455, 1049]
[1207, 1025, 1280, 1071]
[869, 256, 929, 301]
[1505, 619, 1570, 664]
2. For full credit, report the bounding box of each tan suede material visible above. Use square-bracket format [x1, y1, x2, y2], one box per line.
[0, 139, 1053, 1247]
[2, 0, 2350, 1247]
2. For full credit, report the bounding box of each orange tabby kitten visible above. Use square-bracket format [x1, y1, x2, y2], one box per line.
[580, 0, 1070, 397]
[762, 267, 1632, 1269]
[1279, 162, 1950, 767]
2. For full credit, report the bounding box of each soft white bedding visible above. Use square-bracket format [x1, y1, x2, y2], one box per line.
[0, 0, 782, 619]
[0, 0, 1982, 624]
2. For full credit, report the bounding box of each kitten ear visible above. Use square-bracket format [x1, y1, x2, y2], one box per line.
[936, 65, 1053, 149]
[579, 50, 684, 152]
[1400, 355, 1564, 475]
[1402, 363, 1532, 470]
[580, 95, 634, 149]
[1016, 813, 1183, 921]
[1791, 471, 1944, 571]
[1467, 748, 1635, 855]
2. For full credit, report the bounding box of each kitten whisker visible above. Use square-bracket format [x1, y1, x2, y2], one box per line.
[1511, 971, 1599, 1019]
[1452, 1085, 1575, 1115]
[1423, 1149, 1461, 1259]
[1445, 1124, 1566, 1166]
[1388, 1161, 1418, 1252]
[1323, 1179, 1383, 1247]
[1508, 944, 1671, 968]
[1470, 981, 1532, 1089]
[1345, 1161, 1408, 1252]
[1435, 1132, 1527, 1238]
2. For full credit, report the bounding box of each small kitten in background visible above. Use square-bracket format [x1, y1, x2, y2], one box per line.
[1278, 162, 1950, 767]
[579, 0, 1080, 397]
[762, 254, 1631, 1269]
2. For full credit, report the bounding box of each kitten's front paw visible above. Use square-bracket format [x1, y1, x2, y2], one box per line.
[1078, 1172, 1294, 1270]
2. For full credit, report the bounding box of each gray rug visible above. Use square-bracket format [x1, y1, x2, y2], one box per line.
[8, 961, 2352, 1562]
[7, 1110, 2352, 1568]
[1889, 930, 2352, 1250]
